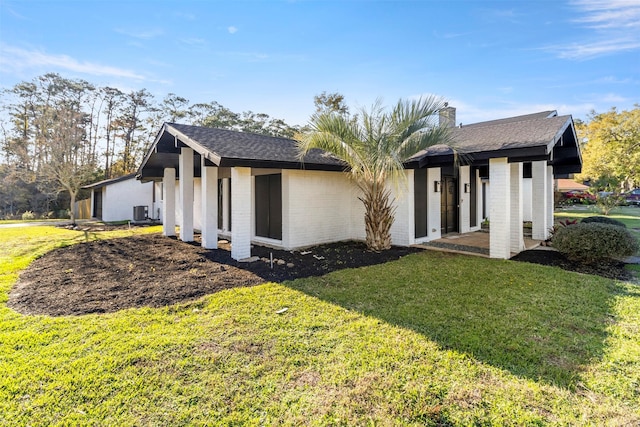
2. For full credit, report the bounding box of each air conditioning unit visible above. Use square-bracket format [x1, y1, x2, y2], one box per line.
[133, 205, 148, 222]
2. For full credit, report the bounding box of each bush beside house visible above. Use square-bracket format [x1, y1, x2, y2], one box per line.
[553, 222, 638, 263]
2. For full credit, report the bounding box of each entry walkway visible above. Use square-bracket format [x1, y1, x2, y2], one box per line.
[416, 231, 542, 258]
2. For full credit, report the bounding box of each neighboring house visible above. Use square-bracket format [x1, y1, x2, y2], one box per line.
[556, 178, 588, 192]
[136, 107, 581, 260]
[83, 174, 159, 222]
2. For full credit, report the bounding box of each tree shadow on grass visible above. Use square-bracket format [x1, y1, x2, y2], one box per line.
[286, 250, 618, 389]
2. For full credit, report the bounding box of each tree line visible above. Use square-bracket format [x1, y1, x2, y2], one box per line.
[0, 73, 309, 220]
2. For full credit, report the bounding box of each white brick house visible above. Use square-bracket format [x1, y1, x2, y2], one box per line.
[136, 108, 581, 260]
[84, 174, 158, 223]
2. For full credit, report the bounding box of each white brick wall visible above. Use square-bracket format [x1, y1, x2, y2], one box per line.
[162, 168, 176, 237]
[510, 163, 524, 252]
[489, 158, 511, 259]
[100, 178, 154, 222]
[389, 170, 414, 246]
[473, 169, 483, 230]
[522, 178, 532, 222]
[427, 167, 442, 240]
[179, 147, 194, 242]
[201, 164, 218, 249]
[531, 161, 548, 240]
[231, 167, 252, 260]
[546, 165, 554, 229]
[282, 170, 363, 249]
[459, 166, 471, 233]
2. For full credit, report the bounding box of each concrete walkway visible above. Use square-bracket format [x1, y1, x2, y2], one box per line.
[416, 231, 542, 258]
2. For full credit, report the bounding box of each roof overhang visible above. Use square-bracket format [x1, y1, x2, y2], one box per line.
[137, 124, 347, 182]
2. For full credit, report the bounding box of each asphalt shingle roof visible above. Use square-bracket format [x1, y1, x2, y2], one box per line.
[408, 112, 573, 161]
[137, 110, 578, 179]
[167, 123, 345, 168]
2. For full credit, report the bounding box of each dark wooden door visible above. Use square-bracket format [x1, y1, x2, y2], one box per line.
[440, 176, 458, 234]
[255, 174, 282, 240]
[414, 169, 428, 238]
[93, 190, 102, 219]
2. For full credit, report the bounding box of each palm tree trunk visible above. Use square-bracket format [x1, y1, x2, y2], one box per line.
[361, 185, 394, 251]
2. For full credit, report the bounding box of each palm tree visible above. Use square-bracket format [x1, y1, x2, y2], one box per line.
[297, 96, 451, 251]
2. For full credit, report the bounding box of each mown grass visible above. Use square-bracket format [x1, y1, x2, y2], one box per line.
[1, 226, 639, 425]
[556, 205, 640, 229]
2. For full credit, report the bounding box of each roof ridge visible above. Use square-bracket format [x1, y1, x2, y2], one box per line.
[168, 122, 297, 143]
[460, 111, 557, 129]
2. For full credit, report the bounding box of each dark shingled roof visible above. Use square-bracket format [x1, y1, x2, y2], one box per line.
[167, 123, 345, 168]
[406, 111, 575, 164]
[137, 110, 580, 180]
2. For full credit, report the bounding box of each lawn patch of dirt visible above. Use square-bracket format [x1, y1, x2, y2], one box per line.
[8, 233, 420, 316]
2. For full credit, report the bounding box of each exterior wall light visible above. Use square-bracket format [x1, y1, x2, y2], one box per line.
[434, 181, 441, 192]
[464, 183, 470, 193]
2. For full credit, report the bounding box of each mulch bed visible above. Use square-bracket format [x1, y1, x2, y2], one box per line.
[8, 233, 420, 316]
[8, 228, 635, 317]
[511, 249, 633, 281]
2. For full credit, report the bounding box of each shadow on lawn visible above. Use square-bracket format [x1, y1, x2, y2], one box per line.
[286, 250, 618, 389]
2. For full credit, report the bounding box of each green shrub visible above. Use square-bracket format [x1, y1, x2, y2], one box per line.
[553, 223, 638, 263]
[21, 211, 36, 220]
[581, 216, 626, 228]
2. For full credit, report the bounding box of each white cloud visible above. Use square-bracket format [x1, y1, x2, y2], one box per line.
[0, 45, 146, 80]
[551, 38, 640, 60]
[114, 27, 164, 40]
[228, 26, 238, 34]
[572, 0, 640, 29]
[546, 1, 640, 59]
[180, 37, 206, 46]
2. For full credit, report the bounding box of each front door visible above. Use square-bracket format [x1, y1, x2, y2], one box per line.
[440, 176, 458, 234]
[93, 190, 102, 219]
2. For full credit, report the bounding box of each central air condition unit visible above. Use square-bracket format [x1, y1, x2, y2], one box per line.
[133, 205, 148, 222]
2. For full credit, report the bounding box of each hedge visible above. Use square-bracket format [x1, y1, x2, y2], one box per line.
[552, 222, 638, 264]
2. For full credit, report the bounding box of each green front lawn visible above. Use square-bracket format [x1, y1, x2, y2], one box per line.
[1, 226, 639, 425]
[555, 206, 640, 243]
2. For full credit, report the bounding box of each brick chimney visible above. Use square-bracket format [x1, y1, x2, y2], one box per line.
[439, 103, 456, 128]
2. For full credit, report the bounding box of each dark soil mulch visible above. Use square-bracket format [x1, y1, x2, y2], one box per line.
[8, 234, 420, 316]
[511, 249, 633, 281]
[8, 229, 635, 317]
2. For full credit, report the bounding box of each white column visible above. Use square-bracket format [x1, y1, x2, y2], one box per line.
[201, 159, 218, 249]
[389, 170, 414, 246]
[231, 167, 252, 260]
[459, 165, 471, 233]
[427, 167, 442, 240]
[162, 168, 176, 237]
[489, 158, 511, 259]
[475, 169, 483, 228]
[531, 160, 548, 240]
[179, 147, 194, 242]
[547, 165, 554, 231]
[510, 163, 524, 253]
[222, 178, 230, 232]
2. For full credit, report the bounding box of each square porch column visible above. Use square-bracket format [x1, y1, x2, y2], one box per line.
[427, 167, 441, 240]
[222, 178, 230, 232]
[459, 165, 471, 233]
[510, 162, 524, 253]
[179, 147, 194, 242]
[547, 165, 554, 231]
[162, 167, 176, 237]
[201, 158, 218, 249]
[231, 167, 252, 260]
[531, 160, 549, 240]
[489, 158, 511, 259]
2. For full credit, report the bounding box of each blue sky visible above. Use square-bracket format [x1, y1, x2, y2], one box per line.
[0, 0, 638, 127]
